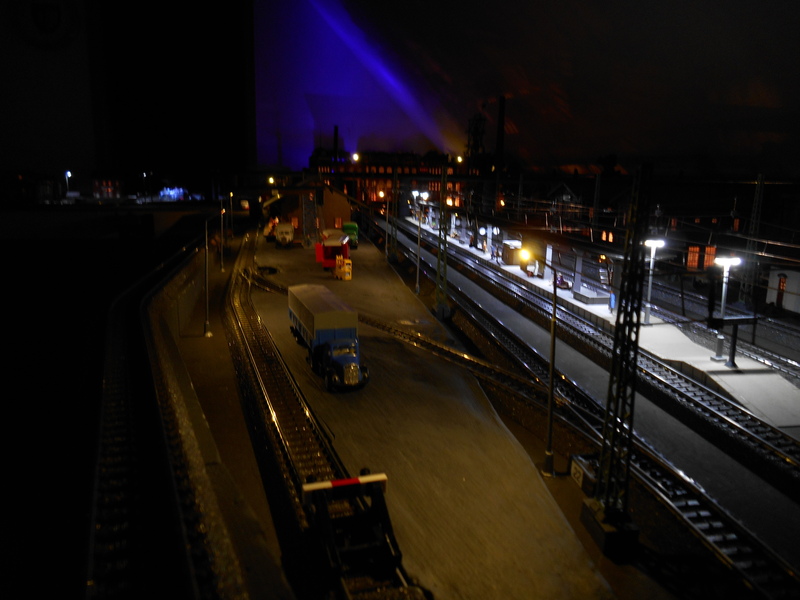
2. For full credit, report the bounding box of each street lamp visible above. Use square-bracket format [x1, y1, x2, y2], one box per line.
[229, 192, 234, 238]
[219, 207, 226, 272]
[412, 191, 428, 294]
[381, 190, 388, 259]
[65, 170, 71, 196]
[711, 256, 741, 362]
[643, 239, 665, 325]
[204, 219, 212, 337]
[715, 256, 741, 318]
[543, 265, 558, 477]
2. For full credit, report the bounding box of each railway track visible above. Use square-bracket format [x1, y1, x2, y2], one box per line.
[250, 231, 800, 598]
[391, 218, 800, 502]
[463, 259, 800, 501]
[227, 236, 432, 600]
[441, 284, 800, 599]
[88, 217, 799, 599]
[381, 216, 800, 598]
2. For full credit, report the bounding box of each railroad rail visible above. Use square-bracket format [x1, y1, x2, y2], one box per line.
[87, 215, 799, 599]
[441, 283, 800, 599]
[229, 236, 432, 600]
[391, 217, 800, 503]
[384, 216, 800, 598]
[88, 242, 247, 599]
[252, 250, 800, 599]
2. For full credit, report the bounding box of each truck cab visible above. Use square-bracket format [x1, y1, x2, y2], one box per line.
[316, 338, 367, 391]
[333, 255, 352, 280]
[275, 222, 295, 248]
[342, 222, 359, 248]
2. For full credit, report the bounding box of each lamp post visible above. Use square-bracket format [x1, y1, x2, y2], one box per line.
[65, 170, 71, 196]
[711, 256, 741, 361]
[643, 239, 665, 325]
[204, 219, 212, 337]
[229, 192, 234, 239]
[716, 256, 741, 318]
[381, 190, 388, 259]
[219, 206, 225, 272]
[543, 265, 558, 477]
[412, 191, 428, 294]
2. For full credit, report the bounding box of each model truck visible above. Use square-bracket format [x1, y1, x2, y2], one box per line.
[288, 284, 369, 391]
[315, 230, 350, 269]
[275, 222, 295, 248]
[342, 221, 359, 248]
[333, 255, 352, 280]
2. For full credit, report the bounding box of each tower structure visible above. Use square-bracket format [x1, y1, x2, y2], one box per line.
[581, 163, 651, 560]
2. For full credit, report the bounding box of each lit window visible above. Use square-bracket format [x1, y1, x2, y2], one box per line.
[704, 247, 717, 269]
[688, 246, 699, 269]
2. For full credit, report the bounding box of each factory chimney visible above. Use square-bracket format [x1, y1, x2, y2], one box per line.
[333, 125, 339, 165]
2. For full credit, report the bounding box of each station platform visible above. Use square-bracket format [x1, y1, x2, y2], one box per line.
[412, 217, 800, 442]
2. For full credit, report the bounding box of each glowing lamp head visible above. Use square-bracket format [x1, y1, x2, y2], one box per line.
[715, 256, 741, 268]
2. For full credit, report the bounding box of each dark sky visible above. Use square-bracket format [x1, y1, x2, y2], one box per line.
[1, 1, 253, 188]
[255, 0, 800, 176]
[2, 0, 798, 184]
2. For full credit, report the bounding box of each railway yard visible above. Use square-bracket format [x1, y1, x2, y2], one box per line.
[84, 212, 800, 599]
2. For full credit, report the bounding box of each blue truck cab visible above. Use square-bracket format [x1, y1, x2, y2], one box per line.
[288, 284, 369, 391]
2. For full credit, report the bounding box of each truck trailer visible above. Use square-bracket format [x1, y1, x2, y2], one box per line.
[315, 232, 350, 269]
[288, 284, 369, 391]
